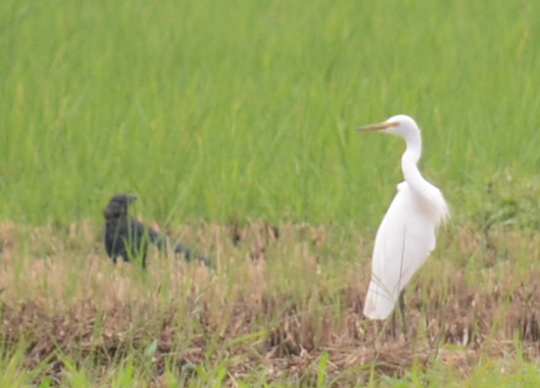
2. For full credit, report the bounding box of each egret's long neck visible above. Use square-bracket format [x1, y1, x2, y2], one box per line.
[400, 130, 426, 190]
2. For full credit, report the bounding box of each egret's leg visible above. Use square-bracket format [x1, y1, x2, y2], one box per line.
[391, 310, 397, 338]
[398, 290, 408, 337]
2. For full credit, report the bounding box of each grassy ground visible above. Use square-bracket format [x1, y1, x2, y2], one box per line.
[2, 222, 540, 387]
[2, 0, 540, 386]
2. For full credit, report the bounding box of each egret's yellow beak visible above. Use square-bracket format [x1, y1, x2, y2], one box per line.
[357, 122, 399, 131]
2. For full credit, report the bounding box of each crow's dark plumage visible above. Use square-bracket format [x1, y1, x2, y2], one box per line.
[103, 193, 153, 268]
[103, 194, 211, 269]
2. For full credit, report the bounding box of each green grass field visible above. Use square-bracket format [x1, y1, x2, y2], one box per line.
[2, 0, 540, 386]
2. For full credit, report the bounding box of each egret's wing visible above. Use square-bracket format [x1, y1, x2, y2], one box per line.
[363, 183, 438, 319]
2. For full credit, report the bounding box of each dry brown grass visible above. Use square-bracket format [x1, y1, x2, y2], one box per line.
[1, 221, 540, 386]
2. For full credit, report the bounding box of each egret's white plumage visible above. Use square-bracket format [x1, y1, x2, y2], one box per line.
[358, 115, 448, 320]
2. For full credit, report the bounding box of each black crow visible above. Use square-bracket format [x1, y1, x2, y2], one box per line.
[103, 193, 211, 268]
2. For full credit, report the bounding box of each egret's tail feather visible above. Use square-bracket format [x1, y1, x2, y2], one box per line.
[363, 282, 397, 319]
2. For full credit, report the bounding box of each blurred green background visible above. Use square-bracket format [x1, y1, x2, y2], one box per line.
[1, 0, 539, 226]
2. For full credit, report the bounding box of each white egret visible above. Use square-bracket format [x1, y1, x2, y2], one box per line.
[357, 115, 449, 321]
